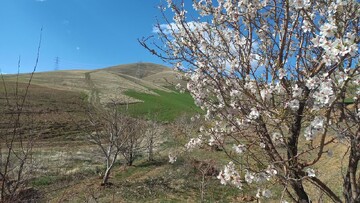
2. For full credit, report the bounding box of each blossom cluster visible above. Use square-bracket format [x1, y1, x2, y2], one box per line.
[217, 163, 278, 198]
[155, 0, 360, 200]
[217, 162, 243, 189]
[185, 135, 203, 150]
[304, 117, 324, 141]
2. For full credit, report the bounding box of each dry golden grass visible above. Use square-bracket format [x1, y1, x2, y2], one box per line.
[302, 139, 349, 202]
[3, 63, 182, 105]
[143, 70, 186, 87]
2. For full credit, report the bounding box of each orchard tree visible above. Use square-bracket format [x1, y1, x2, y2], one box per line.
[121, 118, 145, 166]
[140, 0, 359, 202]
[145, 120, 165, 162]
[87, 103, 135, 185]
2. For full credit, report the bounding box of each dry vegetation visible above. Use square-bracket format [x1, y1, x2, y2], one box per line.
[1, 64, 233, 202]
[0, 63, 355, 202]
[0, 81, 88, 140]
[3, 63, 183, 106]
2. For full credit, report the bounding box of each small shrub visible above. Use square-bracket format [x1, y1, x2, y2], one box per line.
[31, 176, 58, 187]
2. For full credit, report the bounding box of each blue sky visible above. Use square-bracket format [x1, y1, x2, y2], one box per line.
[0, 0, 170, 74]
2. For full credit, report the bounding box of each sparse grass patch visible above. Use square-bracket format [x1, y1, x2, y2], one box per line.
[31, 176, 59, 187]
[344, 97, 354, 104]
[115, 163, 158, 180]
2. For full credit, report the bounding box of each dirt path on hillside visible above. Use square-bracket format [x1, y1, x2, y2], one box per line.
[84, 72, 100, 105]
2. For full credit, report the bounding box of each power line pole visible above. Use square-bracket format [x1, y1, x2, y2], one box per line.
[54, 57, 60, 71]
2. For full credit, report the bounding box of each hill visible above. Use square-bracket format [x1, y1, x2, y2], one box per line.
[104, 63, 170, 79]
[2, 63, 185, 106]
[0, 63, 220, 202]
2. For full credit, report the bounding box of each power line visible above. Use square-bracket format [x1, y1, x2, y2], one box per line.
[54, 57, 60, 71]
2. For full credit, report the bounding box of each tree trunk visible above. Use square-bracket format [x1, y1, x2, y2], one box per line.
[343, 139, 359, 203]
[127, 155, 133, 166]
[102, 167, 112, 185]
[290, 175, 311, 203]
[200, 173, 205, 203]
[148, 138, 154, 161]
[286, 96, 311, 202]
[339, 90, 346, 122]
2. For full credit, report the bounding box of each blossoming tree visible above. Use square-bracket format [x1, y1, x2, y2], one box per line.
[141, 0, 359, 202]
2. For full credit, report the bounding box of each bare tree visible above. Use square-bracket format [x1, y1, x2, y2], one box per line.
[144, 120, 165, 162]
[121, 118, 145, 166]
[192, 159, 217, 203]
[173, 114, 202, 139]
[0, 31, 42, 202]
[87, 104, 134, 185]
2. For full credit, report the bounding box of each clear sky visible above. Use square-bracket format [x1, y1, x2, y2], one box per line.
[0, 0, 169, 74]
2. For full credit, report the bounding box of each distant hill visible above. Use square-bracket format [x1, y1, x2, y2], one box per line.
[3, 63, 186, 106]
[104, 63, 170, 79]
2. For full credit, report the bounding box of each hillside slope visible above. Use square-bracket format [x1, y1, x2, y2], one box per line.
[3, 63, 184, 105]
[104, 63, 170, 79]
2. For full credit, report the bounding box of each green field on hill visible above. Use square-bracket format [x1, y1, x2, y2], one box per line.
[124, 89, 201, 121]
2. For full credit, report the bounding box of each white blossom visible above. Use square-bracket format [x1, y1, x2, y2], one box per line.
[278, 68, 287, 79]
[256, 188, 272, 198]
[304, 117, 324, 141]
[245, 170, 255, 183]
[168, 154, 177, 164]
[306, 168, 316, 177]
[244, 80, 257, 94]
[185, 136, 203, 150]
[302, 19, 312, 33]
[248, 108, 260, 120]
[272, 132, 284, 144]
[306, 77, 319, 90]
[260, 88, 273, 101]
[233, 144, 246, 154]
[266, 165, 278, 176]
[274, 82, 286, 94]
[291, 0, 311, 9]
[255, 172, 271, 182]
[287, 99, 300, 111]
[312, 117, 324, 129]
[217, 162, 242, 189]
[262, 189, 272, 198]
[313, 80, 335, 108]
[292, 84, 303, 98]
[320, 23, 337, 38]
[256, 189, 261, 198]
[208, 135, 216, 146]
